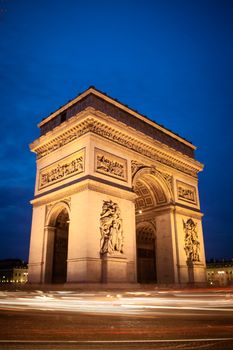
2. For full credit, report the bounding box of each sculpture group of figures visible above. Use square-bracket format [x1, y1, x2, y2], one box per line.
[178, 186, 196, 203]
[183, 218, 200, 262]
[40, 156, 83, 187]
[100, 200, 124, 255]
[97, 155, 124, 178]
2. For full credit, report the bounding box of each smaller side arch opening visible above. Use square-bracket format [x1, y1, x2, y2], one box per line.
[44, 203, 70, 284]
[52, 208, 69, 283]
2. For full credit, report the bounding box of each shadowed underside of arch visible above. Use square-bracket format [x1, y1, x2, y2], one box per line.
[52, 208, 69, 283]
[45, 204, 70, 284]
[134, 173, 168, 212]
[134, 171, 170, 283]
[136, 221, 156, 283]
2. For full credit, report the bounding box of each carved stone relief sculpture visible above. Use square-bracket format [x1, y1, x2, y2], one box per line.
[157, 170, 173, 191]
[34, 117, 199, 177]
[131, 160, 146, 178]
[183, 218, 200, 262]
[95, 148, 127, 181]
[177, 181, 197, 204]
[39, 149, 84, 190]
[100, 200, 124, 255]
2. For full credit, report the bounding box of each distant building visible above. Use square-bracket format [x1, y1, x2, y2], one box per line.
[0, 259, 28, 283]
[206, 259, 233, 286]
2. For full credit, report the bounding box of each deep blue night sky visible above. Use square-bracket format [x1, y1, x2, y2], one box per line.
[0, 0, 232, 261]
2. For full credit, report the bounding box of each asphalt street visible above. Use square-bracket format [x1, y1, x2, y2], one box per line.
[0, 288, 233, 349]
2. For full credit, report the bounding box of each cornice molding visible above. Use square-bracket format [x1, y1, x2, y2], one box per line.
[30, 111, 203, 178]
[174, 204, 204, 218]
[38, 87, 195, 150]
[31, 178, 137, 207]
[30, 109, 91, 155]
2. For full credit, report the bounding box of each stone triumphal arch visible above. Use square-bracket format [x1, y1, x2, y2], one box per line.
[28, 87, 206, 285]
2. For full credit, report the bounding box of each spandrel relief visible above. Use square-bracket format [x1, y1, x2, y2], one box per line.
[183, 218, 200, 262]
[100, 200, 124, 255]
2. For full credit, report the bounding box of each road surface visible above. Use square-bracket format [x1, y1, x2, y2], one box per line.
[0, 288, 233, 349]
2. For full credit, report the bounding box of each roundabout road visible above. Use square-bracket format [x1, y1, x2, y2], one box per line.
[0, 288, 233, 349]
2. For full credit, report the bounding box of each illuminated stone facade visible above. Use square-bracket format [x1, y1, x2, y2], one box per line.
[0, 260, 28, 283]
[28, 87, 206, 285]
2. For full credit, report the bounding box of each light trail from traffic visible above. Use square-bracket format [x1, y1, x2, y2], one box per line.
[0, 289, 233, 349]
[0, 289, 232, 316]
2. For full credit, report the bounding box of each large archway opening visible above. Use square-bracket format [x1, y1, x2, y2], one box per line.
[134, 170, 169, 283]
[136, 223, 156, 283]
[52, 208, 69, 283]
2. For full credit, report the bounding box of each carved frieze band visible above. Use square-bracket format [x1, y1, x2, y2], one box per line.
[38, 149, 85, 190]
[34, 118, 198, 177]
[95, 148, 128, 182]
[177, 180, 197, 204]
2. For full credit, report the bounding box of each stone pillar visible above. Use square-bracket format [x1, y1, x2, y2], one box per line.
[175, 211, 206, 285]
[155, 209, 178, 284]
[101, 253, 128, 283]
[187, 261, 206, 284]
[65, 186, 136, 284]
[28, 205, 46, 283]
[43, 226, 56, 283]
[66, 191, 91, 282]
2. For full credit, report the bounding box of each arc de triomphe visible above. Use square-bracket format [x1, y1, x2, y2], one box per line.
[28, 87, 206, 285]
